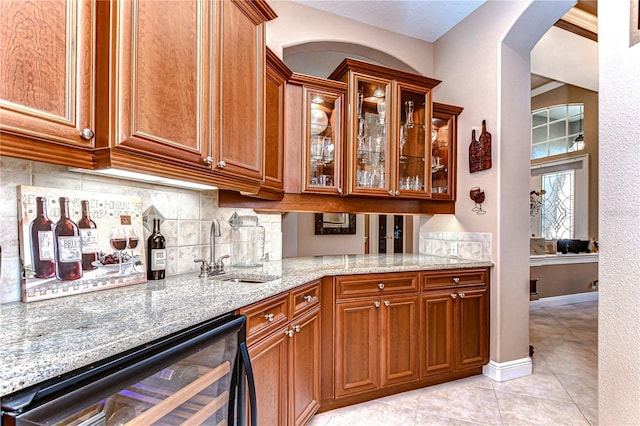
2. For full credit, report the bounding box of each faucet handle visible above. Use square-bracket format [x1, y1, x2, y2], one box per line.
[215, 255, 230, 270]
[194, 258, 210, 278]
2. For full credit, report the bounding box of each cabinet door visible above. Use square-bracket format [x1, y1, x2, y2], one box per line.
[248, 326, 289, 426]
[0, 0, 95, 152]
[335, 299, 380, 398]
[420, 291, 455, 377]
[348, 73, 393, 196]
[113, 0, 212, 168]
[289, 307, 321, 426]
[214, 0, 266, 181]
[431, 103, 462, 200]
[396, 83, 432, 198]
[303, 87, 345, 195]
[380, 295, 419, 387]
[455, 287, 489, 370]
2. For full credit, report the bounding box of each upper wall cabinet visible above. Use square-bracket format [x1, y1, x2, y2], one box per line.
[0, 0, 95, 166]
[431, 103, 463, 201]
[328, 59, 441, 199]
[103, 0, 276, 190]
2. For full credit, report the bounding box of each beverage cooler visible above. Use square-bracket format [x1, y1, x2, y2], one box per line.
[1, 314, 257, 426]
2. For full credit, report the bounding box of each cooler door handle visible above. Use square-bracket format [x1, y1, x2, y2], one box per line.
[240, 341, 258, 426]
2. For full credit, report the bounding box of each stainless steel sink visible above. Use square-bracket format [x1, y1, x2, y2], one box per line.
[220, 275, 280, 284]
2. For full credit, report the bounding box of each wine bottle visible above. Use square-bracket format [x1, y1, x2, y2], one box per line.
[54, 197, 83, 281]
[77, 200, 99, 270]
[147, 218, 166, 280]
[29, 196, 56, 278]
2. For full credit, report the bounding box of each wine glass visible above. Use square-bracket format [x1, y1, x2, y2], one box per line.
[469, 187, 486, 215]
[109, 227, 128, 274]
[126, 227, 140, 271]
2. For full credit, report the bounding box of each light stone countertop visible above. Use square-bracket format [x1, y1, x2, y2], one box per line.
[0, 254, 492, 398]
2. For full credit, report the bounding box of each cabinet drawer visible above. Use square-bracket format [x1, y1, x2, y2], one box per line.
[422, 269, 488, 290]
[240, 292, 290, 344]
[336, 272, 419, 299]
[290, 280, 320, 318]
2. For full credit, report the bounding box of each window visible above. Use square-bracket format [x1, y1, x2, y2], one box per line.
[530, 155, 589, 240]
[531, 104, 584, 159]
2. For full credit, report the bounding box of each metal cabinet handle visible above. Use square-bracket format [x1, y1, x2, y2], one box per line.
[453, 277, 460, 283]
[80, 128, 94, 140]
[285, 330, 294, 337]
[264, 313, 275, 322]
[459, 293, 466, 298]
[395, 190, 400, 196]
[384, 300, 390, 307]
[303, 295, 312, 302]
[451, 294, 457, 299]
[337, 188, 343, 194]
[217, 160, 226, 169]
[388, 190, 394, 196]
[204, 156, 214, 165]
[374, 301, 381, 308]
[293, 325, 301, 333]
[377, 283, 385, 290]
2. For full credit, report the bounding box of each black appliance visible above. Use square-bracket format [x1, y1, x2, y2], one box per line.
[1, 314, 256, 426]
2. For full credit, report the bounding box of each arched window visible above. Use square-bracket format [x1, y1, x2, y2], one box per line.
[531, 104, 584, 159]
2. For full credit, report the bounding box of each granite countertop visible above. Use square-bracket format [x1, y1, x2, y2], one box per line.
[0, 254, 491, 398]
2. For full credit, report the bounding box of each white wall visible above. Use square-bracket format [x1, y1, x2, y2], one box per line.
[266, 0, 434, 77]
[531, 26, 598, 92]
[598, 2, 640, 423]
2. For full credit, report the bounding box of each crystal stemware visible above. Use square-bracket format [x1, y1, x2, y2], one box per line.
[109, 227, 128, 274]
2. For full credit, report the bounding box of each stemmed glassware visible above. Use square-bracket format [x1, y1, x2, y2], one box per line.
[470, 187, 486, 215]
[109, 227, 128, 274]
[126, 227, 140, 271]
[399, 125, 407, 159]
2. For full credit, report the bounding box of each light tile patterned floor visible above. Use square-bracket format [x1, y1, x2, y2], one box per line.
[309, 300, 598, 426]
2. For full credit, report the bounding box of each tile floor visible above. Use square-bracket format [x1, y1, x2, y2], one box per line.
[309, 300, 598, 426]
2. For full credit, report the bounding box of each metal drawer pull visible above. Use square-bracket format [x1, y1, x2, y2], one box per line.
[374, 301, 381, 308]
[285, 330, 294, 337]
[453, 277, 460, 283]
[459, 293, 466, 298]
[264, 313, 275, 322]
[80, 128, 94, 140]
[303, 295, 313, 302]
[451, 294, 457, 299]
[384, 300, 390, 307]
[293, 325, 301, 333]
[378, 283, 385, 290]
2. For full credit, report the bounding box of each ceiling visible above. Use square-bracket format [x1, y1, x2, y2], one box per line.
[292, 0, 597, 43]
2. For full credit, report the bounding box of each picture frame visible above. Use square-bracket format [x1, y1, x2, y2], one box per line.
[314, 213, 356, 235]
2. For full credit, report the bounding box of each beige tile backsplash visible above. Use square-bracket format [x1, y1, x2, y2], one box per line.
[0, 157, 282, 304]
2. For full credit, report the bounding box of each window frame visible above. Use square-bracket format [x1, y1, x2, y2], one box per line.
[531, 103, 584, 159]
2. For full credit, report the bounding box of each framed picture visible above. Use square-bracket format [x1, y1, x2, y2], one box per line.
[314, 213, 356, 235]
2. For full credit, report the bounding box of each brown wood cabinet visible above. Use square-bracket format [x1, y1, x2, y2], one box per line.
[420, 269, 489, 378]
[0, 0, 95, 166]
[334, 273, 419, 398]
[260, 48, 292, 199]
[240, 280, 321, 426]
[431, 102, 463, 201]
[1, 0, 277, 194]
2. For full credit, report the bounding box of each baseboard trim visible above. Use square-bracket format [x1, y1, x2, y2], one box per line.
[530, 291, 598, 307]
[483, 357, 532, 382]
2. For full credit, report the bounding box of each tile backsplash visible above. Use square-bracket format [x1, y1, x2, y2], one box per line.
[0, 157, 281, 304]
[419, 231, 492, 261]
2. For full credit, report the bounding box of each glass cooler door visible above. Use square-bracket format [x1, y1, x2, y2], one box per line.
[2, 315, 255, 426]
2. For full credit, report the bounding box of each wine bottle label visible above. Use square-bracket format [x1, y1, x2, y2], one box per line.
[37, 231, 55, 261]
[151, 249, 166, 271]
[79, 229, 99, 254]
[57, 236, 82, 263]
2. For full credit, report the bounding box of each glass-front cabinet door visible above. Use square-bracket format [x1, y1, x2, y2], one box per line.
[349, 74, 393, 196]
[395, 84, 432, 198]
[431, 102, 463, 200]
[303, 87, 344, 195]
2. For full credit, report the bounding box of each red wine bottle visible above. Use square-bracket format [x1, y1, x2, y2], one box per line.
[77, 200, 99, 270]
[54, 197, 83, 281]
[29, 196, 55, 278]
[147, 218, 166, 280]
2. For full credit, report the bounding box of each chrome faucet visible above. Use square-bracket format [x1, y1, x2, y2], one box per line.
[194, 219, 229, 277]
